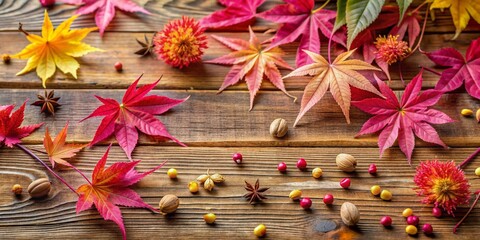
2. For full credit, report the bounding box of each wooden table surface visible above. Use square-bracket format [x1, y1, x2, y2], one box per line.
[1, 0, 479, 239]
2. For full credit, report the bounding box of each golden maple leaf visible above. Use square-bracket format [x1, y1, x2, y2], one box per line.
[12, 10, 101, 88]
[429, 0, 480, 39]
[284, 49, 383, 126]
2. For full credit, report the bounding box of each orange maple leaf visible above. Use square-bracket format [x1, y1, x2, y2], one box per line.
[43, 122, 87, 168]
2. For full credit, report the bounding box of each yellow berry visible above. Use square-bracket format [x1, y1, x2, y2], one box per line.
[402, 208, 413, 217]
[188, 181, 199, 193]
[11, 184, 23, 195]
[203, 213, 216, 224]
[461, 109, 474, 117]
[253, 224, 267, 237]
[380, 190, 392, 201]
[289, 189, 302, 200]
[312, 167, 323, 178]
[405, 225, 418, 235]
[167, 168, 178, 179]
[475, 167, 480, 176]
[370, 185, 381, 195]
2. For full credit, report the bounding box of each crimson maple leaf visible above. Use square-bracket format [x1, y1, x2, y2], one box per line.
[390, 10, 421, 49]
[257, 0, 346, 67]
[0, 101, 43, 147]
[44, 122, 87, 168]
[200, 0, 265, 29]
[352, 70, 454, 164]
[425, 37, 480, 99]
[82, 75, 187, 160]
[76, 146, 164, 240]
[206, 27, 295, 110]
[60, 0, 150, 36]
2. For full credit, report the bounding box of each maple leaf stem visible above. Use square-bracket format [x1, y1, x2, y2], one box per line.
[421, 66, 441, 76]
[328, 29, 335, 63]
[457, 147, 480, 169]
[16, 144, 79, 195]
[18, 23, 29, 36]
[453, 191, 480, 233]
[30, 148, 48, 154]
[398, 63, 405, 86]
[312, 0, 331, 14]
[411, 1, 428, 15]
[408, 7, 429, 56]
[68, 163, 93, 185]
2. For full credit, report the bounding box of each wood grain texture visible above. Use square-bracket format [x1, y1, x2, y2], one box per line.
[0, 0, 479, 34]
[0, 146, 479, 239]
[1, 89, 480, 150]
[1, 31, 479, 90]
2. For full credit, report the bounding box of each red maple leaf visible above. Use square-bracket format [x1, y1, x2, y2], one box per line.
[352, 70, 454, 164]
[425, 37, 480, 99]
[76, 146, 164, 240]
[200, 0, 265, 29]
[257, 0, 346, 67]
[60, 0, 150, 36]
[82, 75, 187, 160]
[390, 10, 421, 48]
[206, 27, 295, 110]
[0, 101, 43, 147]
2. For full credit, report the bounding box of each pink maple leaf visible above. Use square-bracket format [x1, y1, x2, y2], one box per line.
[425, 37, 480, 99]
[60, 0, 150, 36]
[76, 145, 164, 240]
[81, 75, 188, 160]
[352, 70, 454, 164]
[200, 0, 265, 29]
[0, 102, 43, 147]
[257, 0, 346, 67]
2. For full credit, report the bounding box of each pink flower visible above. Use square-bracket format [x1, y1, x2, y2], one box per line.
[153, 16, 208, 68]
[414, 160, 470, 215]
[375, 35, 411, 65]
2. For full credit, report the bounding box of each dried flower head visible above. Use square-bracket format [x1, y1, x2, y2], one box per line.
[153, 16, 207, 68]
[414, 160, 470, 215]
[375, 35, 411, 65]
[197, 169, 225, 191]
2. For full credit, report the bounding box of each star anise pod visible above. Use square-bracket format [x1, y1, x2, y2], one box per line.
[244, 179, 269, 204]
[32, 90, 61, 115]
[134, 34, 155, 57]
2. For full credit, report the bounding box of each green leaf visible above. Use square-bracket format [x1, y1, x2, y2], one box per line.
[396, 0, 413, 24]
[346, 0, 385, 49]
[334, 0, 347, 31]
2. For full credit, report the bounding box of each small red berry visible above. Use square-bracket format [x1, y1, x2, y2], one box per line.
[368, 164, 377, 174]
[114, 62, 123, 71]
[432, 207, 442, 218]
[422, 224, 433, 235]
[323, 194, 334, 205]
[406, 215, 419, 226]
[232, 153, 242, 164]
[300, 197, 312, 209]
[340, 178, 351, 189]
[296, 158, 307, 170]
[380, 216, 392, 227]
[277, 162, 287, 172]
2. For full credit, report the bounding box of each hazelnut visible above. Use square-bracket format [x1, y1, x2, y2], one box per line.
[159, 194, 180, 215]
[27, 178, 51, 198]
[336, 153, 357, 172]
[269, 118, 288, 138]
[340, 202, 360, 226]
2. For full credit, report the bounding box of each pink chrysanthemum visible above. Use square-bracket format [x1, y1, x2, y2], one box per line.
[375, 35, 411, 65]
[414, 160, 470, 215]
[153, 16, 208, 68]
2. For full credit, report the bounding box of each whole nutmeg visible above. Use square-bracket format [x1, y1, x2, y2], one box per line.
[27, 178, 51, 198]
[336, 153, 357, 172]
[159, 194, 180, 215]
[340, 202, 360, 226]
[269, 118, 288, 138]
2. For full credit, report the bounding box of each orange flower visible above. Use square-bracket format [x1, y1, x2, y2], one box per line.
[153, 16, 207, 68]
[414, 160, 470, 215]
[375, 35, 411, 65]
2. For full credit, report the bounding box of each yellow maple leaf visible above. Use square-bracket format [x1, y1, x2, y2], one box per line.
[12, 10, 101, 88]
[429, 0, 480, 39]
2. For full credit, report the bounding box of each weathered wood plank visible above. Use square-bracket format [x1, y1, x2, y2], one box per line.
[1, 89, 479, 150]
[0, 146, 479, 239]
[1, 32, 479, 90]
[0, 0, 479, 34]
